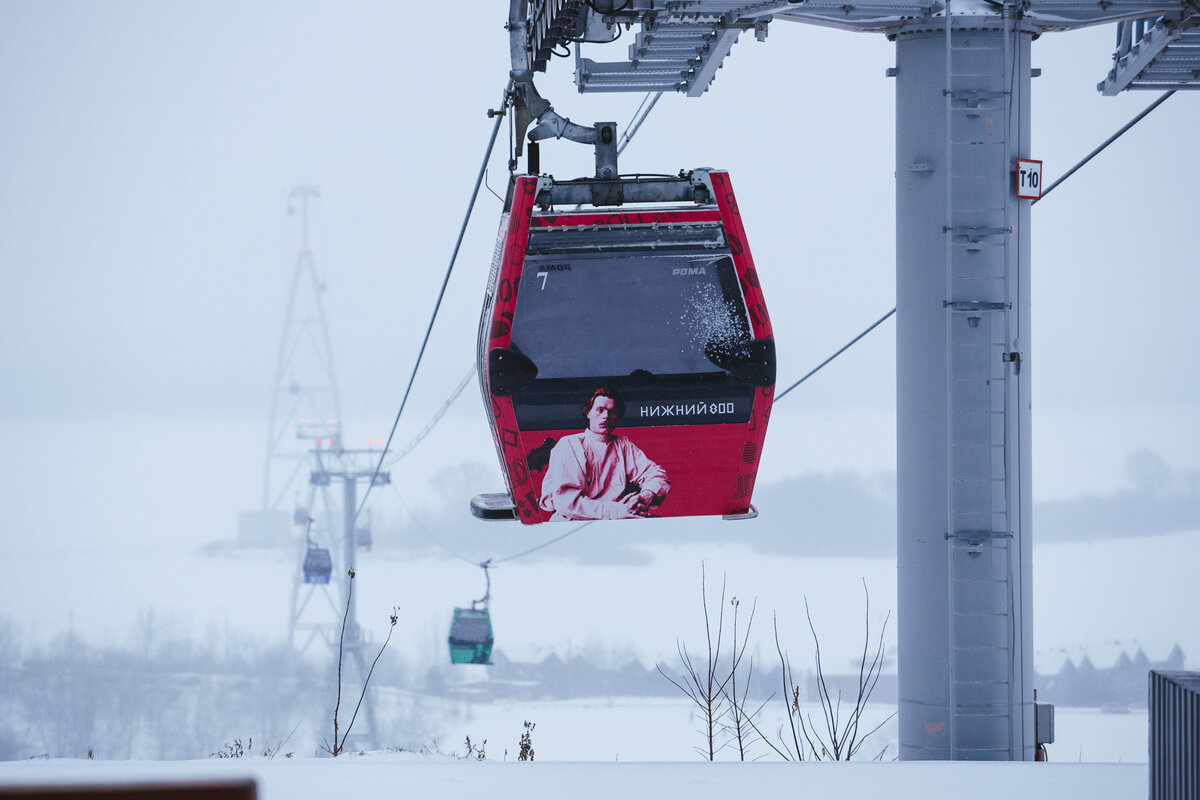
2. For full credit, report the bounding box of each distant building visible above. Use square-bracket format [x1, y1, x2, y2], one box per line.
[1038, 644, 1186, 708]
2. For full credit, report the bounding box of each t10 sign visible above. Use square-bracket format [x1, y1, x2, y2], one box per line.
[1016, 158, 1043, 200]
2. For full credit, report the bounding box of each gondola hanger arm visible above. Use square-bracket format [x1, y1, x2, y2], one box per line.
[508, 0, 617, 177]
[510, 70, 594, 145]
[510, 71, 614, 170]
[474, 559, 493, 610]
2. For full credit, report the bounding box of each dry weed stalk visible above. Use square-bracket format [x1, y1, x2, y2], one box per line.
[323, 569, 398, 757]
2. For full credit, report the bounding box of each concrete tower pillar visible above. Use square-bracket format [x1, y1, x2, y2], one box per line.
[894, 12, 1036, 760]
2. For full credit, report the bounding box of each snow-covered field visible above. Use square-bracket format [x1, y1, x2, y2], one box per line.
[421, 695, 1147, 764]
[0, 531, 1187, 765]
[0, 757, 1148, 800]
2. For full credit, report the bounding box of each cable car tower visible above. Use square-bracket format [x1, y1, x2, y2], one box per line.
[260, 187, 392, 749]
[266, 185, 343, 646]
[263, 185, 344, 519]
[298, 448, 391, 751]
[507, 0, 1198, 761]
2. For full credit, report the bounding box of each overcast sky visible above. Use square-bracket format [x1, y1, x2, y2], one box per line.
[2, 3, 1197, 528]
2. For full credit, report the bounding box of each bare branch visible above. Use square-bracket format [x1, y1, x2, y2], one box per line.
[338, 607, 398, 752]
[329, 569, 355, 756]
[773, 613, 804, 761]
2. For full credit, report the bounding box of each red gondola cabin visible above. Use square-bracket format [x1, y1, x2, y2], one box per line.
[474, 170, 774, 524]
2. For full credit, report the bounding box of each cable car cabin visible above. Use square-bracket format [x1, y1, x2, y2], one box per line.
[447, 607, 494, 665]
[302, 546, 332, 584]
[475, 170, 774, 524]
[356, 526, 373, 551]
[293, 505, 309, 526]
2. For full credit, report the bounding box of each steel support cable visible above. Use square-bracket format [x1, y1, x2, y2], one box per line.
[774, 308, 897, 402]
[774, 91, 1176, 398]
[390, 484, 478, 565]
[354, 79, 514, 523]
[491, 520, 594, 563]
[618, 92, 663, 155]
[390, 480, 593, 567]
[1035, 90, 1175, 203]
[381, 364, 475, 469]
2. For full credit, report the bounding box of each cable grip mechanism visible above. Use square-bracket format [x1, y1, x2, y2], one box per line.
[510, 69, 619, 179]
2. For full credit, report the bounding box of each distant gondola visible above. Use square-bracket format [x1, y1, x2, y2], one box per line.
[448, 562, 495, 665]
[302, 546, 332, 584]
[447, 606, 494, 665]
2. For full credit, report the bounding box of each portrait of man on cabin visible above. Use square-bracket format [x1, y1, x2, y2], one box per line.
[537, 386, 670, 520]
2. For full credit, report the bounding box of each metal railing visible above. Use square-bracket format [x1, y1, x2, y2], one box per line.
[1149, 670, 1200, 800]
[1114, 16, 1163, 61]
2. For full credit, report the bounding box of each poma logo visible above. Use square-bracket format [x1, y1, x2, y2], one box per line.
[672, 267, 707, 276]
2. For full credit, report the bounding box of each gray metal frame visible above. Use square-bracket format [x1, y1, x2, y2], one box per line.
[1100, 11, 1200, 93]
[893, 14, 1035, 759]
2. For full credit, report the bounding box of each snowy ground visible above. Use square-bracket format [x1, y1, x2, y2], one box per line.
[0, 756, 1148, 800]
[422, 697, 1148, 764]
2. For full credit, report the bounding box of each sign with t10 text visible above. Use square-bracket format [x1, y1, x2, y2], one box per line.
[1016, 158, 1043, 200]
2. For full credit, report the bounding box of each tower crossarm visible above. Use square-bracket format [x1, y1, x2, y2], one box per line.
[1098, 7, 1200, 93]
[777, 0, 1190, 32]
[519, 0, 1197, 93]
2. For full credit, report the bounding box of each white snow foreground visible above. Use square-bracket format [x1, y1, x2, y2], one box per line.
[0, 755, 1145, 800]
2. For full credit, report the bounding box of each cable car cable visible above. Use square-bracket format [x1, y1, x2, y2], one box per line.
[492, 520, 595, 563]
[353, 78, 514, 524]
[617, 92, 663, 155]
[382, 364, 475, 469]
[1034, 89, 1174, 204]
[775, 307, 896, 402]
[391, 486, 479, 565]
[390, 480, 593, 567]
[773, 88, 1168, 402]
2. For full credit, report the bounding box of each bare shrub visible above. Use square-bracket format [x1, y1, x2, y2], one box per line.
[517, 720, 535, 761]
[662, 571, 893, 762]
[769, 580, 893, 761]
[657, 568, 768, 760]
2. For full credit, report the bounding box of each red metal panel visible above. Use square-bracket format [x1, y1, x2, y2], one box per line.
[484, 177, 542, 523]
[711, 171, 773, 515]
[711, 171, 772, 340]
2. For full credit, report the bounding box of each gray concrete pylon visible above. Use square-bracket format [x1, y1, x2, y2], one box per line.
[894, 13, 1036, 760]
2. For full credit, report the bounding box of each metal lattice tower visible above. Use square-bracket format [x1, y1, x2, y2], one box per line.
[261, 187, 385, 748]
[509, 0, 1197, 760]
[233, 180, 403, 751]
[263, 185, 343, 516]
